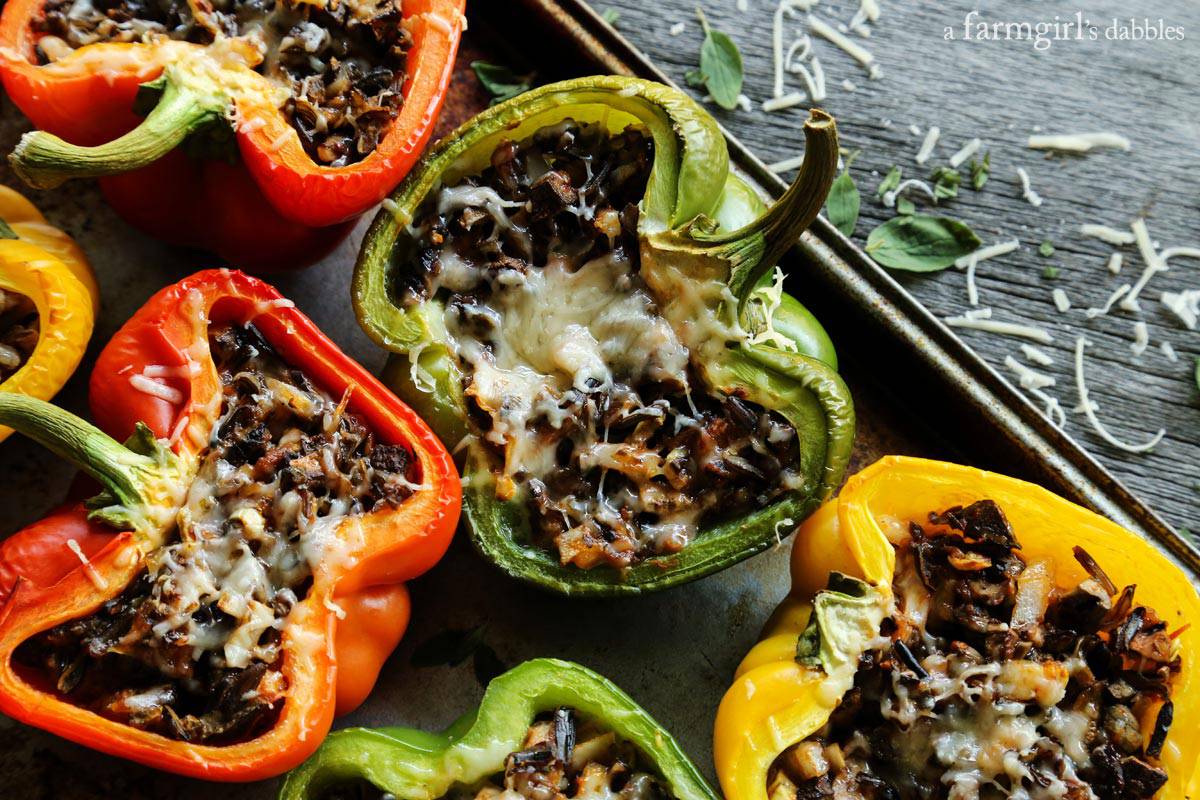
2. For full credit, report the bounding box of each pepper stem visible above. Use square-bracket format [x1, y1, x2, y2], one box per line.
[692, 109, 840, 304]
[0, 393, 184, 533]
[8, 69, 227, 190]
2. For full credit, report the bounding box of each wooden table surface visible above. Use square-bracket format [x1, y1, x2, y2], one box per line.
[585, 0, 1200, 533]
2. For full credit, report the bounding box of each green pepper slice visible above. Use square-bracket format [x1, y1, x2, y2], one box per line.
[278, 658, 718, 800]
[353, 76, 855, 595]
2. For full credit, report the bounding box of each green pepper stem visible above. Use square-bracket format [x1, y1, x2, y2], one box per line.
[8, 71, 226, 190]
[695, 109, 840, 302]
[0, 393, 161, 509]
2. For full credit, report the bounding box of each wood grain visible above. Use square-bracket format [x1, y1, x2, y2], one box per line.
[589, 0, 1200, 534]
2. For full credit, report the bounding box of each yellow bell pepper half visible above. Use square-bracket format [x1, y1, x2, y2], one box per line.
[714, 455, 1200, 800]
[0, 185, 97, 442]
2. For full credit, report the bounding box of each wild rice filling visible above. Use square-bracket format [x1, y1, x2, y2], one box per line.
[320, 709, 672, 800]
[769, 500, 1179, 800]
[0, 287, 39, 382]
[33, 0, 411, 166]
[14, 322, 421, 743]
[402, 120, 803, 571]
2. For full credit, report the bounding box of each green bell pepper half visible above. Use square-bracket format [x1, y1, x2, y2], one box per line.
[277, 658, 719, 800]
[353, 76, 855, 595]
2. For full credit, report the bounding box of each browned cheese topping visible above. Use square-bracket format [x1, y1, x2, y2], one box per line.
[402, 120, 803, 571]
[34, 0, 411, 165]
[320, 709, 671, 800]
[15, 322, 420, 743]
[770, 500, 1180, 800]
[0, 287, 39, 382]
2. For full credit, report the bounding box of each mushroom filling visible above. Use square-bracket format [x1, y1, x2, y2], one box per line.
[33, 0, 411, 166]
[769, 500, 1179, 800]
[319, 709, 672, 800]
[0, 287, 39, 382]
[402, 119, 803, 571]
[15, 322, 421, 744]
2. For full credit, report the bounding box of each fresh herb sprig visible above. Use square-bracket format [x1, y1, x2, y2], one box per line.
[865, 215, 981, 272]
[472, 62, 534, 106]
[685, 7, 744, 110]
[824, 151, 861, 236]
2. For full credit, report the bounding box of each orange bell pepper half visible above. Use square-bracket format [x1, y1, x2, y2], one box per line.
[0, 269, 460, 780]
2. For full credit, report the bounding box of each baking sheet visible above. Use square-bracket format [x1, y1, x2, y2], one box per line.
[0, 2, 1193, 797]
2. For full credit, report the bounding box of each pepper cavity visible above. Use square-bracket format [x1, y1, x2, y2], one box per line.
[0, 287, 39, 381]
[33, 0, 411, 166]
[770, 499, 1179, 800]
[404, 119, 804, 571]
[13, 321, 421, 744]
[318, 708, 670, 800]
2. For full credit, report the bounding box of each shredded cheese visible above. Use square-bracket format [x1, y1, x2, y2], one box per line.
[882, 179, 936, 208]
[762, 92, 807, 112]
[944, 316, 1054, 344]
[964, 307, 993, 321]
[1079, 224, 1135, 246]
[914, 126, 940, 165]
[1030, 387, 1067, 428]
[948, 138, 982, 169]
[130, 373, 184, 405]
[766, 154, 807, 173]
[1028, 132, 1132, 153]
[1015, 167, 1043, 207]
[907, 123, 922, 136]
[1130, 321, 1149, 356]
[1162, 246, 1200, 263]
[669, 21, 686, 35]
[1051, 288, 1071, 313]
[1073, 336, 1165, 453]
[809, 14, 881, 78]
[1160, 341, 1179, 362]
[1121, 218, 1166, 312]
[1005, 355, 1055, 390]
[1084, 284, 1131, 319]
[965, 256, 979, 306]
[841, 78, 857, 91]
[1161, 289, 1200, 330]
[953, 239, 1020, 269]
[1020, 344, 1054, 367]
[67, 539, 109, 590]
[1106, 252, 1123, 275]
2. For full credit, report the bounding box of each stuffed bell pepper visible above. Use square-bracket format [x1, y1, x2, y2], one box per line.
[353, 76, 855, 595]
[714, 456, 1199, 800]
[0, 270, 459, 779]
[0, 184, 97, 442]
[279, 658, 719, 800]
[0, 0, 465, 271]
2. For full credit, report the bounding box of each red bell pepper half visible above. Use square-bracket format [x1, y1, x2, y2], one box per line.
[0, 0, 465, 271]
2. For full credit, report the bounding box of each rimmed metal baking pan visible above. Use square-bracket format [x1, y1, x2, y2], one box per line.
[0, 1, 1195, 797]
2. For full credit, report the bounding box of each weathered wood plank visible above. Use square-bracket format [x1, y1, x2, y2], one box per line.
[591, 0, 1200, 532]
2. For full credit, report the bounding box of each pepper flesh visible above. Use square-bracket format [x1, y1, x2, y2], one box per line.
[0, 0, 465, 270]
[354, 76, 855, 595]
[0, 269, 460, 780]
[0, 184, 96, 442]
[278, 658, 720, 800]
[713, 455, 1200, 800]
